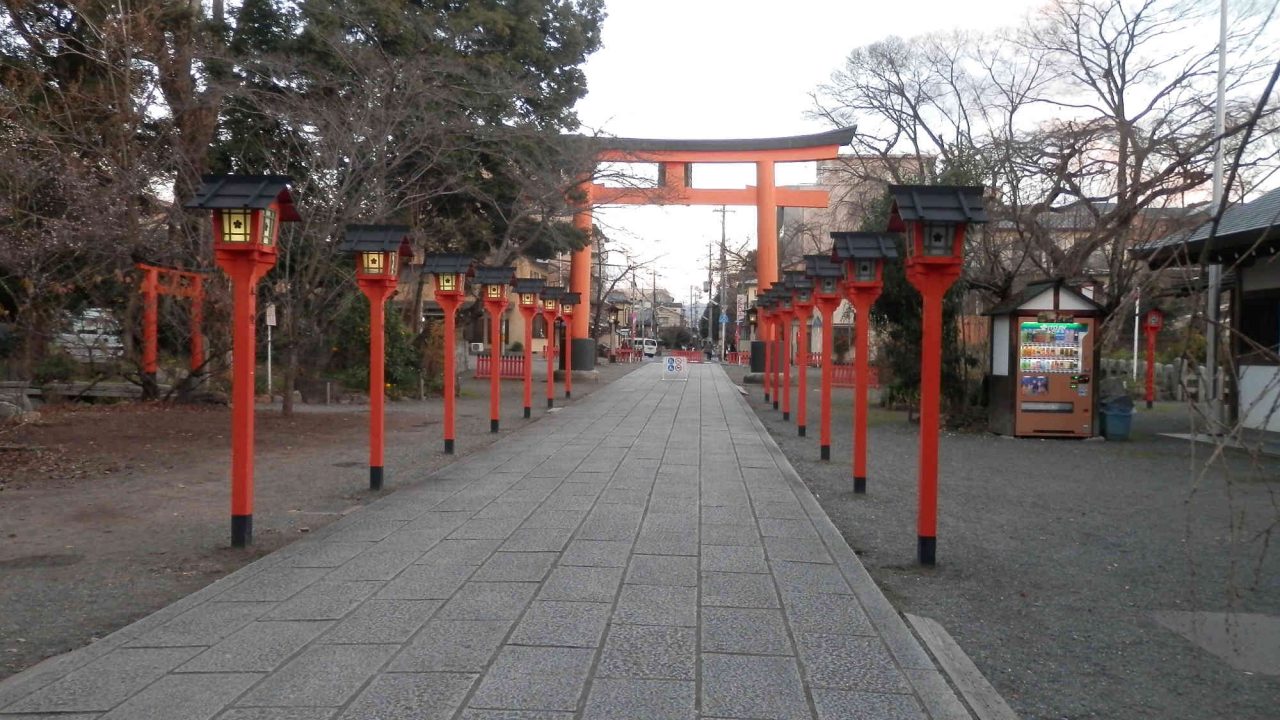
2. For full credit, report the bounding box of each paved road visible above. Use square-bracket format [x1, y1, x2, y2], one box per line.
[0, 363, 967, 719]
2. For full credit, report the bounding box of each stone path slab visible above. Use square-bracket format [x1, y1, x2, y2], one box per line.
[0, 363, 969, 719]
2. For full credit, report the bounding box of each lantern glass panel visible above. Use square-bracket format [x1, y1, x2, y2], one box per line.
[543, 298, 556, 311]
[796, 289, 812, 304]
[220, 209, 252, 243]
[261, 209, 277, 246]
[388, 253, 398, 275]
[520, 293, 535, 306]
[437, 274, 456, 292]
[821, 278, 838, 294]
[486, 284, 503, 299]
[361, 252, 385, 274]
[855, 260, 876, 282]
[923, 223, 953, 256]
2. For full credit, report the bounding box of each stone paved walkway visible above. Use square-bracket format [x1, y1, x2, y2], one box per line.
[0, 364, 968, 719]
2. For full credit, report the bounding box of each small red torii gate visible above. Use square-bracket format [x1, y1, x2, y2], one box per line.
[136, 263, 207, 381]
[566, 127, 856, 352]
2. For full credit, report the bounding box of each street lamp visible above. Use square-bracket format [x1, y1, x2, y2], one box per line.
[513, 277, 545, 419]
[424, 253, 474, 454]
[832, 232, 898, 495]
[560, 291, 581, 398]
[1144, 307, 1164, 409]
[475, 265, 516, 433]
[888, 184, 987, 566]
[339, 224, 412, 491]
[539, 286, 564, 407]
[805, 255, 845, 461]
[784, 270, 815, 436]
[185, 174, 300, 548]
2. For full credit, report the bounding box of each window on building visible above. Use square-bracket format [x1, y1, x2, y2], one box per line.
[1238, 290, 1280, 365]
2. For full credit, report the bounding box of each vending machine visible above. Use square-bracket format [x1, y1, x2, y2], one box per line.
[1014, 315, 1095, 437]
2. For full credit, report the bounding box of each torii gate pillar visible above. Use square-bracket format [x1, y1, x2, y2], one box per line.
[569, 183, 595, 371]
[756, 160, 778, 292]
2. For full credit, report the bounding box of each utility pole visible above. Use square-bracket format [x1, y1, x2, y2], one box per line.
[713, 205, 734, 360]
[1204, 0, 1227, 429]
[653, 270, 659, 342]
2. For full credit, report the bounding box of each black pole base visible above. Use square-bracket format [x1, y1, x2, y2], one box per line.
[524, 406, 531, 419]
[444, 438, 454, 454]
[918, 536, 936, 566]
[765, 392, 771, 403]
[1146, 400, 1153, 409]
[820, 445, 830, 461]
[490, 419, 499, 433]
[773, 400, 779, 410]
[854, 477, 866, 494]
[370, 466, 384, 491]
[783, 411, 790, 421]
[231, 514, 252, 548]
[565, 390, 571, 399]
[798, 425, 806, 437]
[547, 398, 554, 409]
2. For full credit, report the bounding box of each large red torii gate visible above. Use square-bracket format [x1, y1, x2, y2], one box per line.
[567, 127, 856, 361]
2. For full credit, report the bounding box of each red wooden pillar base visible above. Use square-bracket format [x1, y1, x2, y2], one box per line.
[543, 310, 559, 408]
[906, 262, 960, 566]
[359, 280, 396, 490]
[1145, 327, 1157, 410]
[815, 298, 839, 461]
[437, 295, 461, 454]
[781, 312, 793, 422]
[848, 288, 881, 494]
[795, 306, 813, 436]
[485, 300, 508, 432]
[214, 252, 274, 548]
[520, 307, 537, 418]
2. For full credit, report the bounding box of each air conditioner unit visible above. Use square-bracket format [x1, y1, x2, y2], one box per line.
[469, 342, 485, 354]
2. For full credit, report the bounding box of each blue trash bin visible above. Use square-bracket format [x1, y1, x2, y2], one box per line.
[1099, 395, 1135, 440]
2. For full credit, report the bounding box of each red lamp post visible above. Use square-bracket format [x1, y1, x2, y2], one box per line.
[560, 292, 581, 398]
[1144, 307, 1164, 409]
[784, 271, 815, 436]
[539, 286, 564, 407]
[424, 254, 475, 454]
[513, 278, 546, 419]
[775, 288, 795, 421]
[185, 174, 300, 548]
[339, 225, 412, 491]
[832, 232, 898, 495]
[888, 184, 987, 566]
[805, 255, 845, 461]
[475, 265, 516, 433]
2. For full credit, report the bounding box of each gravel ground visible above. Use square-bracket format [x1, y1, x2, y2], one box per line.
[726, 364, 1280, 720]
[0, 359, 640, 680]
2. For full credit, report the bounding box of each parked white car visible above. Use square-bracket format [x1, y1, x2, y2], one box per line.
[56, 308, 124, 362]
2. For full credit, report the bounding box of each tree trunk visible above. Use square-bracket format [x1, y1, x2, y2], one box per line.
[282, 343, 297, 417]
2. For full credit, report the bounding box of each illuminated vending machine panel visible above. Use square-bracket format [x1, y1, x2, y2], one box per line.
[1014, 316, 1094, 437]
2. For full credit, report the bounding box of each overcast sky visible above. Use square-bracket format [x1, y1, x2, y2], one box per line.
[573, 0, 1041, 309]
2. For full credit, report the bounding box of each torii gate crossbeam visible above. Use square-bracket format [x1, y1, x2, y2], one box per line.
[567, 127, 855, 366]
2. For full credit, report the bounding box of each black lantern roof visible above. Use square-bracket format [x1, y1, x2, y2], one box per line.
[885, 184, 987, 232]
[423, 253, 474, 276]
[185, 174, 301, 221]
[512, 277, 546, 294]
[560, 291, 581, 306]
[339, 225, 411, 255]
[540, 285, 565, 301]
[783, 270, 812, 291]
[830, 232, 900, 260]
[804, 254, 844, 278]
[473, 265, 516, 286]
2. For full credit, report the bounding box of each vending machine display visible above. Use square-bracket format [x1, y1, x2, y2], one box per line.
[1015, 318, 1095, 437]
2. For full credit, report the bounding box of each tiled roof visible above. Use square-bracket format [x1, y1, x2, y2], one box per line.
[338, 225, 411, 254]
[185, 175, 301, 221]
[1136, 187, 1280, 264]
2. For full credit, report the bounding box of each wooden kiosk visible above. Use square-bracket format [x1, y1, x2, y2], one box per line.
[985, 280, 1104, 438]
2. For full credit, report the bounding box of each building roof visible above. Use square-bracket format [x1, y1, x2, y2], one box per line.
[886, 184, 987, 231]
[830, 232, 900, 260]
[185, 175, 301, 221]
[338, 225, 411, 255]
[540, 285, 565, 300]
[1135, 187, 1280, 266]
[982, 279, 1104, 316]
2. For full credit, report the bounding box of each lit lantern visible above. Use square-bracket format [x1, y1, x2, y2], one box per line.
[887, 184, 986, 262]
[885, 184, 989, 567]
[784, 270, 815, 436]
[1145, 307, 1164, 331]
[805, 254, 846, 462]
[423, 253, 476, 454]
[184, 174, 300, 548]
[340, 225, 413, 491]
[830, 232, 898, 287]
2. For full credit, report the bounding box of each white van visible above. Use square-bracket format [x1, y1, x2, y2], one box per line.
[632, 337, 659, 358]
